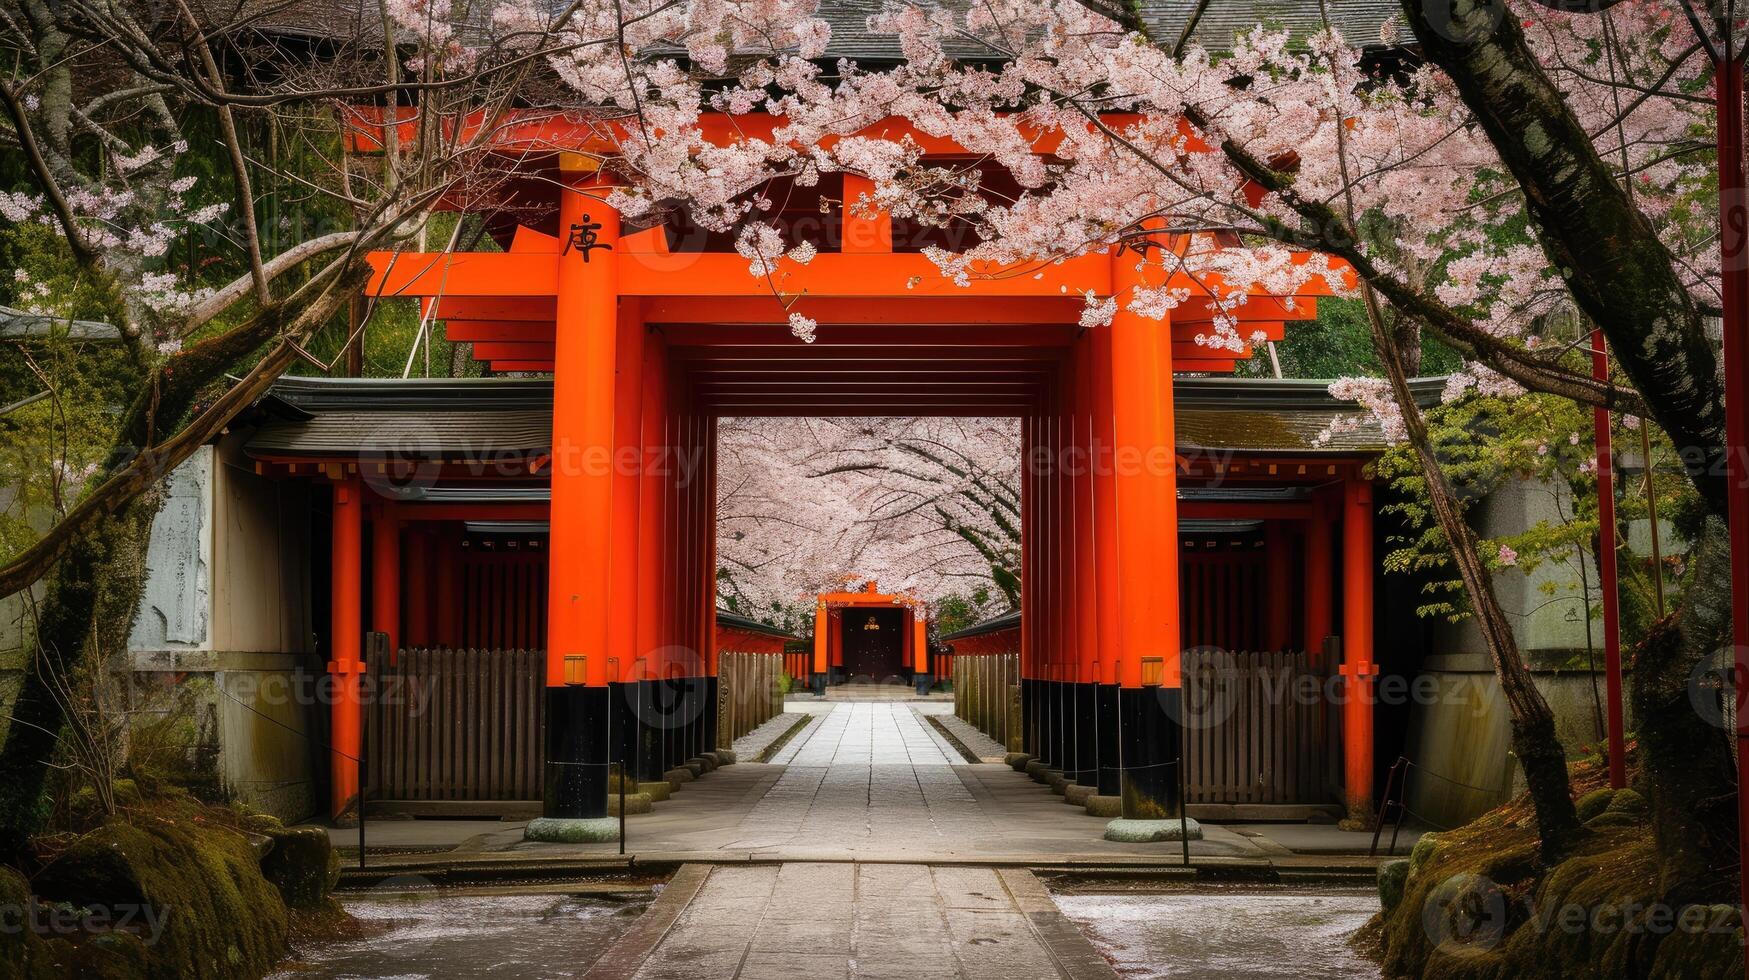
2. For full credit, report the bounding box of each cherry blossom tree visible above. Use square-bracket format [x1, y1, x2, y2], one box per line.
[717, 415, 1019, 633]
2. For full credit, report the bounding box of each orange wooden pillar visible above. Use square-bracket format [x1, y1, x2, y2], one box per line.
[371, 499, 400, 659]
[328, 476, 365, 819]
[539, 169, 621, 828]
[631, 327, 668, 779]
[1090, 320, 1123, 793]
[813, 598, 829, 691]
[606, 298, 646, 777]
[1071, 330, 1101, 787]
[1109, 242, 1184, 821]
[404, 527, 430, 649]
[703, 415, 720, 748]
[1019, 411, 1038, 758]
[1263, 520, 1292, 651]
[1303, 493, 1334, 658]
[1340, 473, 1378, 825]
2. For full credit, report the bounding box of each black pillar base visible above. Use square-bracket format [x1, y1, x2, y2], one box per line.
[1022, 678, 1037, 758]
[1096, 684, 1120, 797]
[544, 685, 610, 819]
[704, 675, 720, 751]
[1074, 682, 1098, 786]
[1118, 686, 1183, 819]
[632, 680, 665, 783]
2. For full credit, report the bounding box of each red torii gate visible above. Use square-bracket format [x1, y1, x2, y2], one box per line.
[344, 114, 1375, 834]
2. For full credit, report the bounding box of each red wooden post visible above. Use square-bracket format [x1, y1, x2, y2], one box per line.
[1341, 473, 1377, 825]
[547, 172, 620, 689]
[1109, 240, 1185, 820]
[1264, 520, 1292, 652]
[1591, 330, 1627, 789]
[1712, 51, 1749, 960]
[328, 476, 364, 819]
[1303, 495, 1333, 657]
[370, 499, 400, 658]
[404, 527, 430, 649]
[607, 300, 646, 683]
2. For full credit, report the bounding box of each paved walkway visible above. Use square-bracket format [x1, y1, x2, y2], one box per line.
[585, 863, 1117, 980]
[335, 702, 1401, 863]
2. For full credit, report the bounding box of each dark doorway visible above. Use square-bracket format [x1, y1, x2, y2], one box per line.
[840, 608, 905, 680]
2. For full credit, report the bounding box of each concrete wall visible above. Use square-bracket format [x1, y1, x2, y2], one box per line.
[125, 440, 320, 822]
[1399, 476, 1678, 828]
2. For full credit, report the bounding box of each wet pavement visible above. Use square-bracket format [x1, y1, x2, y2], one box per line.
[270, 892, 651, 979]
[593, 863, 1118, 980]
[1052, 887, 1382, 979]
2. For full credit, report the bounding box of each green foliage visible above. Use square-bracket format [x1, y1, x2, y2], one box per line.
[1374, 388, 1695, 644]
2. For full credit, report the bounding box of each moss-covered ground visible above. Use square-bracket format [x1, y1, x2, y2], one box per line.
[1, 784, 348, 980]
[1358, 757, 1742, 979]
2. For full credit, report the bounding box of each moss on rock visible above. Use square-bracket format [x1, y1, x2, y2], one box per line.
[32, 811, 291, 980]
[1574, 788, 1615, 823]
[257, 825, 342, 911]
[1365, 764, 1742, 980]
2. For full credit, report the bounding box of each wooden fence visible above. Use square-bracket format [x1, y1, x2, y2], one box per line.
[717, 651, 785, 748]
[951, 652, 1021, 751]
[1182, 648, 1339, 805]
[365, 646, 545, 803]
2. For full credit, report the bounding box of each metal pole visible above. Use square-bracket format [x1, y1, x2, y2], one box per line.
[1591, 331, 1627, 790]
[1369, 757, 1404, 858]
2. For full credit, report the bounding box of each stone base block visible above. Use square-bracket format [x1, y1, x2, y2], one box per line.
[714, 750, 738, 766]
[1083, 795, 1123, 818]
[638, 781, 673, 802]
[1103, 817, 1203, 843]
[1064, 785, 1096, 807]
[1004, 753, 1034, 771]
[682, 759, 707, 777]
[606, 793, 652, 816]
[1023, 760, 1052, 782]
[665, 767, 695, 787]
[1046, 773, 1070, 795]
[524, 817, 620, 844]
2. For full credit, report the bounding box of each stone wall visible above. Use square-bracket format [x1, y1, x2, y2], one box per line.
[1398, 476, 1678, 828]
[121, 441, 320, 822]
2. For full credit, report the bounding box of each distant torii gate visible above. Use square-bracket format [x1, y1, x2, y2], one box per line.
[352, 113, 1374, 834]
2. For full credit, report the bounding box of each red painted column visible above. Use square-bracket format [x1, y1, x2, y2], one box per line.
[547, 174, 620, 689]
[703, 415, 719, 679]
[1074, 332, 1099, 686]
[813, 599, 829, 677]
[539, 167, 621, 826]
[370, 499, 400, 658]
[1713, 55, 1749, 964]
[635, 329, 669, 681]
[1109, 241, 1184, 819]
[434, 524, 459, 647]
[405, 527, 430, 649]
[607, 300, 646, 685]
[1264, 520, 1292, 652]
[328, 476, 364, 819]
[1303, 494, 1333, 658]
[1341, 473, 1378, 824]
[1091, 324, 1121, 688]
[1591, 330, 1627, 789]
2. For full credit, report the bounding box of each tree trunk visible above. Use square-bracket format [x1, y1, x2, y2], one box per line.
[0, 493, 159, 863]
[1367, 294, 1584, 863]
[1399, 0, 1727, 516]
[1631, 515, 1738, 902]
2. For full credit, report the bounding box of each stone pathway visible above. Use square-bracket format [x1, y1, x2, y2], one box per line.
[587, 863, 1117, 980]
[768, 702, 961, 766]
